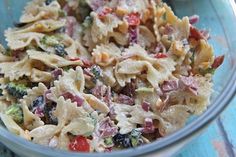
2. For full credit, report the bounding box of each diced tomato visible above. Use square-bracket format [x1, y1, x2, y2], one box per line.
[154, 53, 168, 59]
[68, 136, 90, 152]
[212, 55, 224, 69]
[98, 7, 113, 19]
[125, 12, 140, 26]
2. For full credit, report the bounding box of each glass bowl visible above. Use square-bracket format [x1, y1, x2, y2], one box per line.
[0, 0, 235, 157]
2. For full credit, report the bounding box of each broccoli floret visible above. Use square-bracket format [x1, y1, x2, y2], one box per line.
[45, 0, 55, 5]
[40, 35, 59, 47]
[5, 82, 28, 99]
[82, 16, 93, 30]
[90, 65, 103, 79]
[54, 44, 68, 57]
[78, 0, 92, 21]
[5, 104, 23, 124]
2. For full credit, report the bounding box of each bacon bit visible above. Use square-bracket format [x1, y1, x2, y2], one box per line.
[104, 147, 112, 152]
[143, 118, 155, 134]
[179, 76, 198, 96]
[82, 59, 93, 68]
[68, 136, 90, 152]
[154, 53, 168, 59]
[163, 24, 175, 35]
[98, 117, 118, 138]
[98, 7, 113, 19]
[128, 26, 138, 44]
[91, 85, 107, 99]
[189, 15, 200, 25]
[61, 92, 84, 106]
[190, 26, 204, 40]
[161, 80, 178, 93]
[142, 101, 150, 112]
[190, 26, 210, 40]
[65, 16, 77, 37]
[51, 68, 63, 80]
[125, 12, 141, 26]
[69, 58, 80, 61]
[117, 94, 134, 105]
[155, 42, 166, 53]
[212, 55, 224, 69]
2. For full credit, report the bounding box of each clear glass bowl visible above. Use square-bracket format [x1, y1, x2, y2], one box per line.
[0, 0, 235, 157]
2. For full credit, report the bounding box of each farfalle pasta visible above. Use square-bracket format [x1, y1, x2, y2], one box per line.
[0, 0, 224, 153]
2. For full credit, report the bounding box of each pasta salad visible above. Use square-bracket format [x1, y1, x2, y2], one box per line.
[0, 0, 224, 153]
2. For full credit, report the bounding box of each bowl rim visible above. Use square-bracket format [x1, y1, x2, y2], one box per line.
[0, 0, 236, 157]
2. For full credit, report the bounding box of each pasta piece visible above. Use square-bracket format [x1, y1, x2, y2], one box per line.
[138, 26, 156, 48]
[0, 100, 11, 113]
[0, 56, 32, 81]
[90, 12, 122, 42]
[117, 58, 176, 88]
[102, 66, 116, 87]
[159, 105, 191, 136]
[29, 125, 57, 146]
[27, 50, 82, 68]
[0, 45, 14, 62]
[61, 117, 95, 136]
[5, 32, 44, 50]
[0, 114, 30, 140]
[20, 0, 61, 23]
[21, 83, 48, 107]
[21, 103, 44, 130]
[113, 103, 136, 134]
[6, 19, 66, 34]
[54, 97, 89, 131]
[83, 94, 110, 113]
[107, 32, 129, 46]
[92, 43, 121, 66]
[30, 68, 53, 82]
[57, 132, 70, 150]
[115, 64, 136, 87]
[193, 40, 214, 73]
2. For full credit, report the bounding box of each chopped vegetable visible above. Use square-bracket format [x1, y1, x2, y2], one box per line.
[45, 0, 54, 5]
[5, 82, 28, 99]
[98, 117, 118, 138]
[141, 101, 150, 112]
[212, 55, 224, 69]
[82, 16, 93, 30]
[116, 94, 134, 105]
[61, 92, 84, 106]
[189, 15, 199, 25]
[54, 44, 68, 57]
[130, 129, 143, 147]
[40, 35, 59, 46]
[143, 118, 155, 134]
[90, 65, 103, 79]
[104, 137, 114, 146]
[43, 102, 58, 125]
[78, 0, 92, 21]
[113, 133, 132, 148]
[51, 68, 63, 80]
[98, 7, 113, 19]
[135, 87, 154, 93]
[29, 96, 45, 117]
[125, 13, 141, 26]
[128, 26, 138, 44]
[154, 53, 168, 59]
[161, 80, 178, 93]
[5, 104, 23, 124]
[69, 136, 90, 152]
[179, 76, 198, 96]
